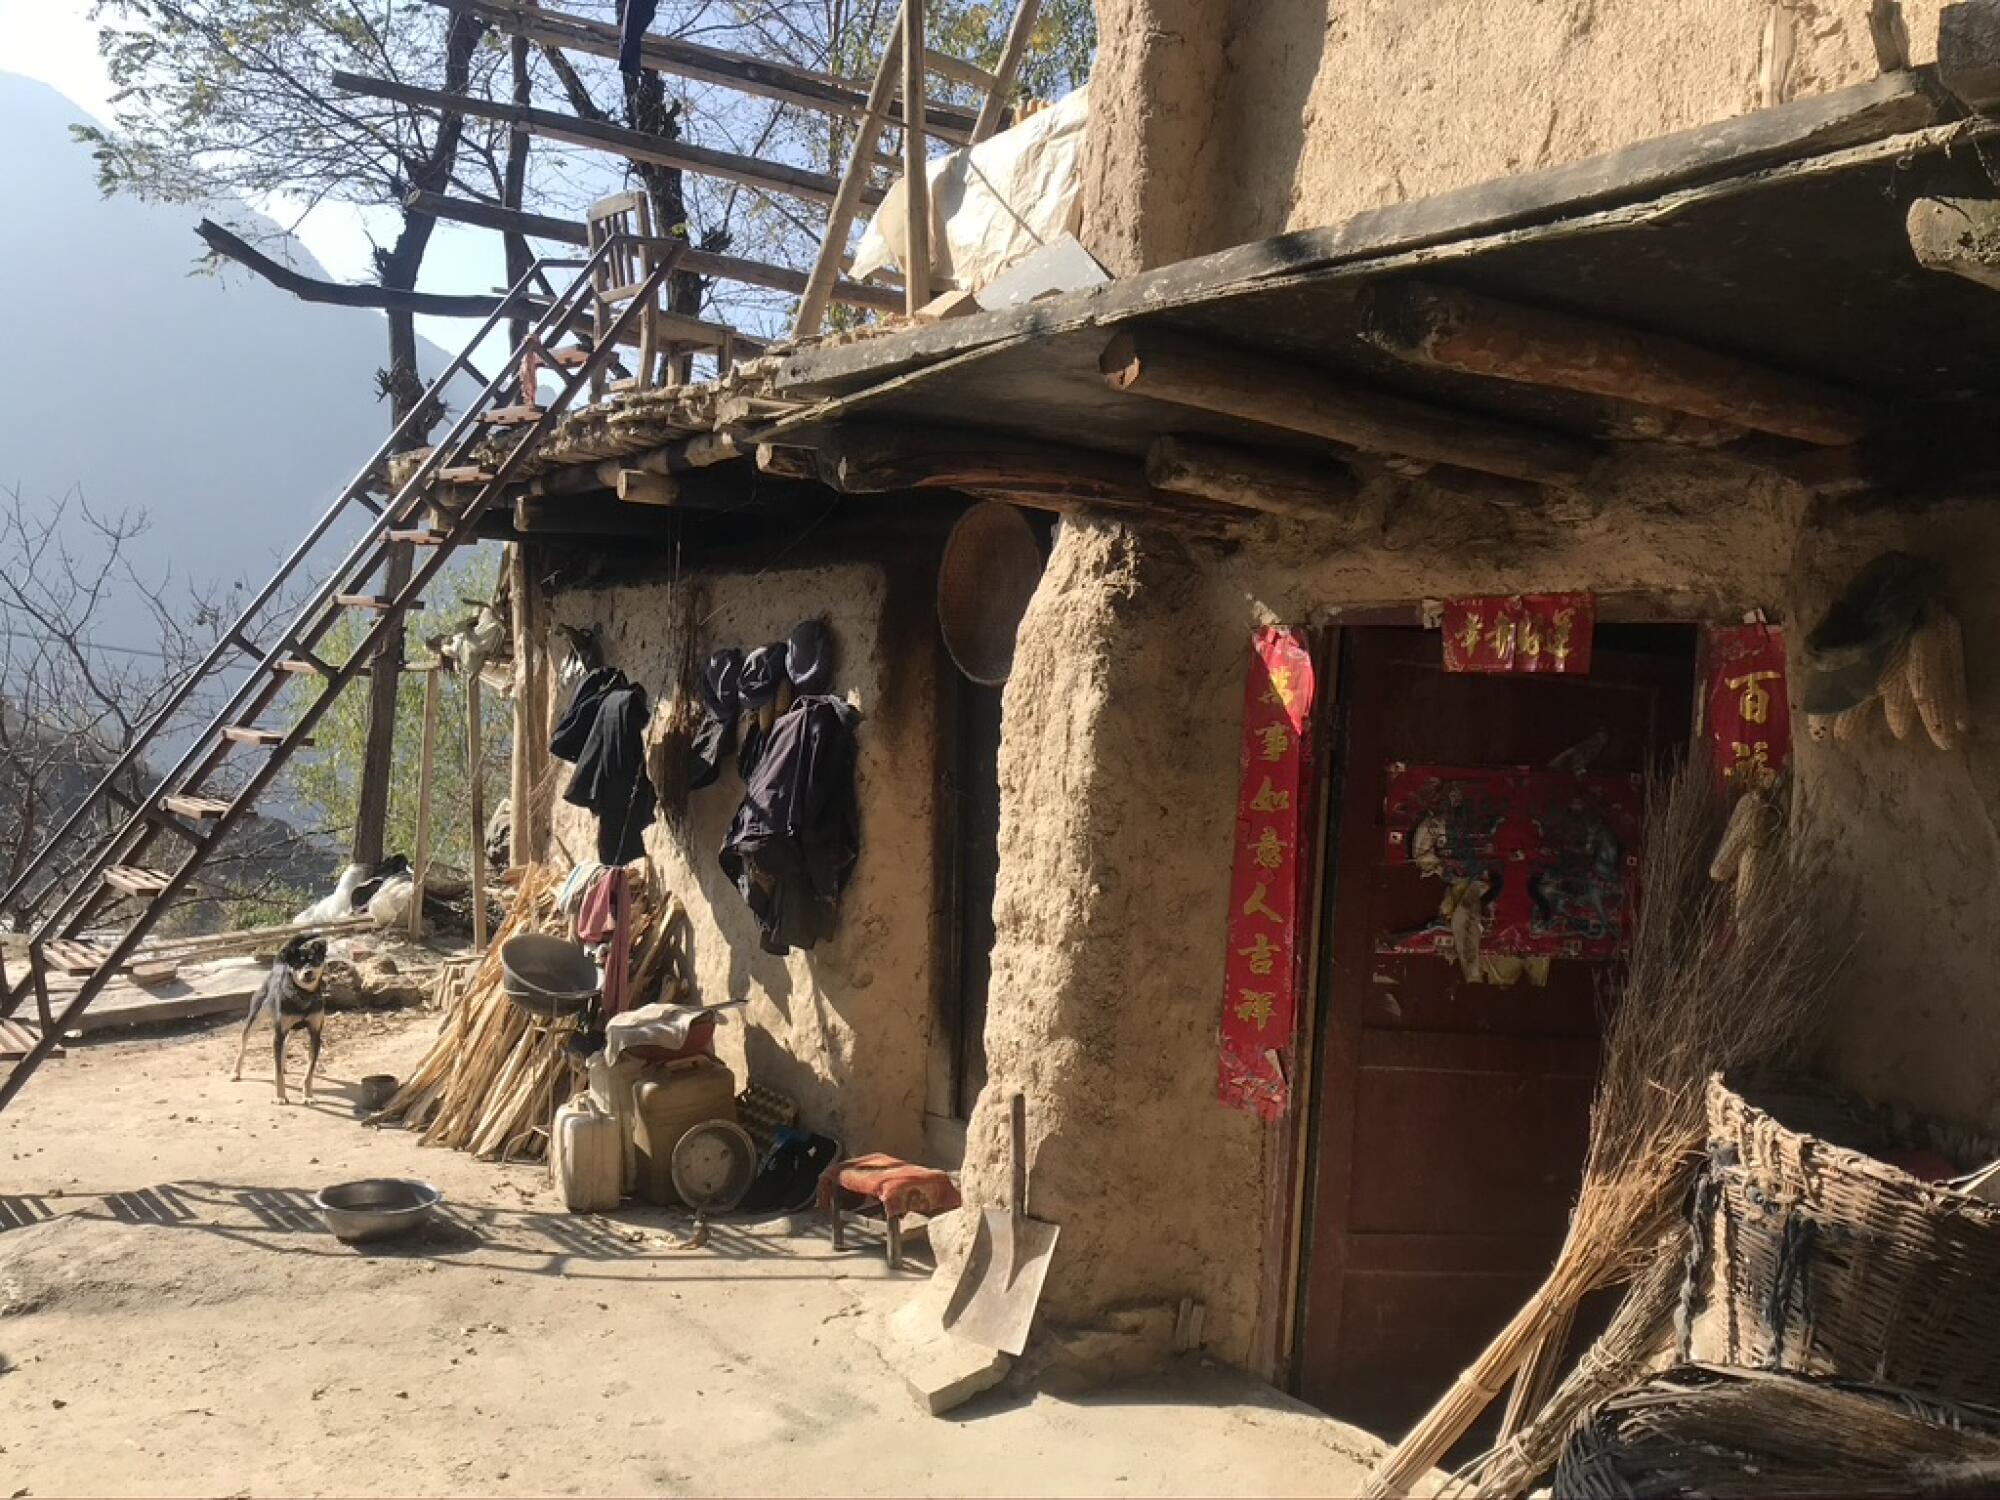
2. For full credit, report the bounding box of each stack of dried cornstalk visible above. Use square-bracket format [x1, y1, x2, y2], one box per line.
[372, 864, 688, 1162]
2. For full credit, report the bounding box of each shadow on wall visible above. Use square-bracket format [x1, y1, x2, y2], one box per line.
[1203, 0, 1331, 252]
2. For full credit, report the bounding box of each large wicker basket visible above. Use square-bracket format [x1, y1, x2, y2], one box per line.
[1557, 1364, 2000, 1499]
[1683, 1071, 2000, 1404]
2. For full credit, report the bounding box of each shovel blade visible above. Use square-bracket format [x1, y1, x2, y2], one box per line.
[941, 1207, 1060, 1357]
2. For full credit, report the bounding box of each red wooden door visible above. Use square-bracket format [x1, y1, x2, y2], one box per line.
[1297, 625, 1694, 1440]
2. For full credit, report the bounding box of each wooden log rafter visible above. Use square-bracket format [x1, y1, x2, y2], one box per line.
[813, 424, 1239, 528]
[1099, 328, 1600, 487]
[1357, 281, 1876, 446]
[1145, 435, 1360, 520]
[1906, 194, 2000, 293]
[330, 70, 877, 210]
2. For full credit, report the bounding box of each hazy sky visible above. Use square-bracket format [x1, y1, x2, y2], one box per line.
[0, 0, 506, 356]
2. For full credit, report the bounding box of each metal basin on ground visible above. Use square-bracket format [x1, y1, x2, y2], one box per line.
[313, 1178, 443, 1243]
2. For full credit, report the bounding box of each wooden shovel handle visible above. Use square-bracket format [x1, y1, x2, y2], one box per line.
[1010, 1091, 1027, 1227]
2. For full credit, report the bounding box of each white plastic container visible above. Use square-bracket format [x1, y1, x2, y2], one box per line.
[551, 1095, 622, 1213]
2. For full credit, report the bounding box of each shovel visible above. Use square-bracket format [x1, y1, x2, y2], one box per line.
[942, 1091, 1059, 1356]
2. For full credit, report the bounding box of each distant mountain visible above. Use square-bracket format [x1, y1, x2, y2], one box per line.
[0, 72, 463, 633]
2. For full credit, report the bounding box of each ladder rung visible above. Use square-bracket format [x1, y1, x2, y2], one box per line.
[102, 865, 171, 897]
[43, 938, 108, 975]
[483, 405, 547, 427]
[550, 345, 593, 367]
[277, 655, 362, 677]
[0, 1018, 59, 1063]
[162, 793, 231, 820]
[387, 529, 451, 546]
[436, 466, 495, 485]
[222, 726, 310, 748]
[335, 594, 423, 612]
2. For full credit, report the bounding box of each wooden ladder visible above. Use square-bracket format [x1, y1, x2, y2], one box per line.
[0, 236, 683, 1114]
[791, 0, 1044, 334]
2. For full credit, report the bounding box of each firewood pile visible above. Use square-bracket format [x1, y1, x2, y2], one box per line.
[370, 863, 688, 1162]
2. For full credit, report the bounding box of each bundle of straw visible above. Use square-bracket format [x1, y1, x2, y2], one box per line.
[372, 863, 690, 1162]
[1366, 765, 1841, 1497]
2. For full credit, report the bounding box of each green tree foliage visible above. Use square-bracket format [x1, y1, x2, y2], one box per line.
[282, 554, 511, 877]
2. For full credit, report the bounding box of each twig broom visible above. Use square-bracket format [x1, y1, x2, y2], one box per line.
[1365, 764, 1840, 1496]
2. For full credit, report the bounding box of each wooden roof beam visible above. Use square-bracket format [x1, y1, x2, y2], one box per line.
[1357, 281, 1876, 447]
[330, 69, 875, 209]
[1907, 195, 2000, 292]
[1098, 328, 1599, 488]
[417, 0, 985, 145]
[404, 190, 904, 313]
[1145, 436, 1360, 520]
[814, 423, 1240, 529]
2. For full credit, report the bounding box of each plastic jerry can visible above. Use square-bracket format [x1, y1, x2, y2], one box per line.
[633, 1057, 738, 1206]
[552, 1095, 622, 1213]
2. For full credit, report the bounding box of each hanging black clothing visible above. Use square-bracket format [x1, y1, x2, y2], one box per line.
[689, 648, 743, 791]
[736, 640, 790, 780]
[718, 695, 860, 954]
[551, 666, 656, 865]
[617, 0, 661, 74]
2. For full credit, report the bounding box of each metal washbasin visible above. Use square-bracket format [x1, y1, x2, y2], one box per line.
[313, 1178, 443, 1243]
[500, 933, 600, 1020]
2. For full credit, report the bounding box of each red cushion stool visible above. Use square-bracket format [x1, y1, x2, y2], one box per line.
[816, 1153, 962, 1269]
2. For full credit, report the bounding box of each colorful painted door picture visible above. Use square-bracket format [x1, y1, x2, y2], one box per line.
[1379, 763, 1643, 984]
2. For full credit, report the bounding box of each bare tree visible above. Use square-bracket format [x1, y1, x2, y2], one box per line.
[0, 487, 332, 933]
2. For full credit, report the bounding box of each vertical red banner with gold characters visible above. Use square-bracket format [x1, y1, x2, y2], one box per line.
[1218, 628, 1317, 1122]
[1703, 624, 1790, 791]
[1441, 594, 1596, 675]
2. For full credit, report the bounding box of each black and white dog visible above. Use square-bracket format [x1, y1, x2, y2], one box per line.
[231, 934, 329, 1104]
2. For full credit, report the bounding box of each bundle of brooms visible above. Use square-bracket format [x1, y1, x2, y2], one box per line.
[371, 863, 688, 1162]
[1366, 765, 1842, 1498]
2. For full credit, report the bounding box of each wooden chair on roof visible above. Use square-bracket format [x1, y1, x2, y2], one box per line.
[585, 191, 663, 399]
[583, 193, 745, 394]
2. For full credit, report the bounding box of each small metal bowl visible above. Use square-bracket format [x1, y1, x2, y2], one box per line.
[313, 1178, 442, 1244]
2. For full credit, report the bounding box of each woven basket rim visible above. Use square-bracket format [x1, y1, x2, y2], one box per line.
[1710, 1068, 2000, 1222]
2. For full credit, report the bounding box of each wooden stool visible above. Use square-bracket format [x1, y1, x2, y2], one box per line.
[817, 1153, 961, 1270]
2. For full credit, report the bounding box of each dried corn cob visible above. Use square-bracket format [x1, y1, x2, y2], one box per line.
[1711, 792, 1763, 883]
[1909, 610, 1970, 751]
[1881, 657, 1920, 742]
[1831, 700, 1875, 744]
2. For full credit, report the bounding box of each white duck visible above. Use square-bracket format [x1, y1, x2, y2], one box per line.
[295, 863, 368, 926]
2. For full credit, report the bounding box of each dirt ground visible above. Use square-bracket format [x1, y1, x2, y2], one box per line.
[0, 1009, 1385, 1498]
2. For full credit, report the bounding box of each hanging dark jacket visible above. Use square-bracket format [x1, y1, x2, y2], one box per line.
[617, 0, 661, 73]
[552, 667, 656, 865]
[718, 696, 860, 954]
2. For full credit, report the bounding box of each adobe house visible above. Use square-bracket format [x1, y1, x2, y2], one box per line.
[494, 0, 2000, 1444]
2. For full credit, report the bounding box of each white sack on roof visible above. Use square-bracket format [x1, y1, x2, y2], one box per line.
[852, 85, 1090, 293]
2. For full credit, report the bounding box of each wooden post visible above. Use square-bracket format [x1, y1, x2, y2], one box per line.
[350, 543, 413, 867]
[467, 672, 489, 952]
[409, 666, 442, 942]
[508, 543, 553, 867]
[971, 0, 1044, 142]
[901, 0, 932, 315]
[794, 5, 907, 334]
